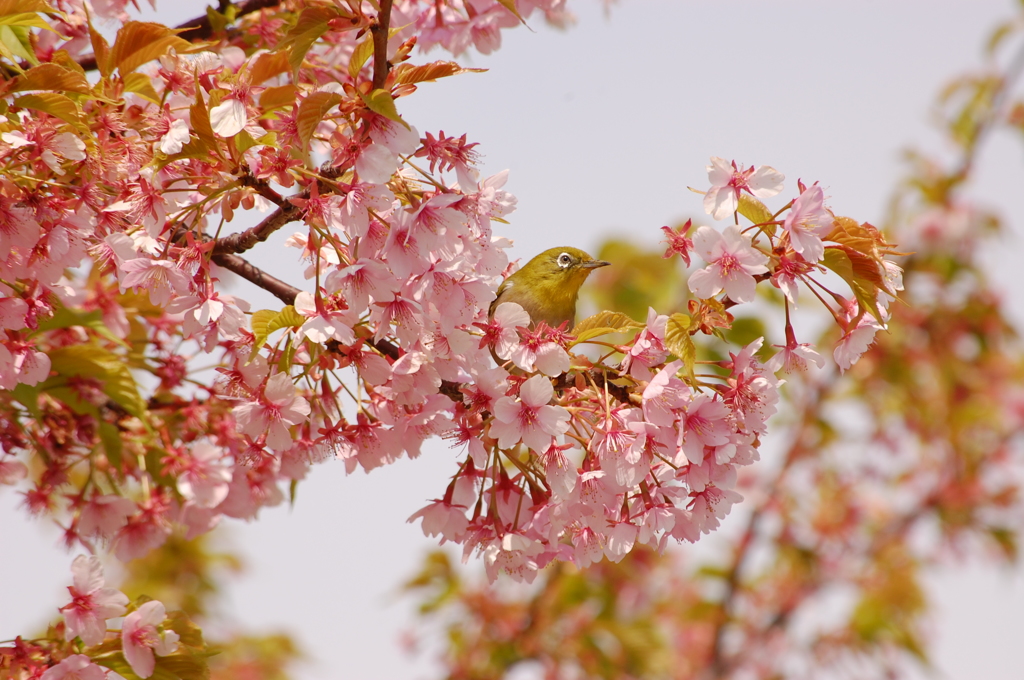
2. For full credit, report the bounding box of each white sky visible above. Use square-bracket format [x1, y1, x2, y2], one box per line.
[4, 1, 1024, 679]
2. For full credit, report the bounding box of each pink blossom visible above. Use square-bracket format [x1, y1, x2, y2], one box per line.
[176, 441, 231, 508]
[767, 341, 825, 374]
[620, 308, 669, 380]
[408, 500, 469, 544]
[77, 495, 136, 540]
[489, 375, 570, 453]
[680, 394, 733, 465]
[209, 97, 247, 137]
[642, 360, 691, 427]
[113, 501, 172, 562]
[233, 372, 311, 451]
[293, 291, 355, 344]
[0, 457, 27, 485]
[688, 225, 769, 303]
[41, 132, 87, 174]
[509, 324, 570, 377]
[159, 118, 191, 154]
[689, 485, 743, 535]
[355, 143, 398, 184]
[782, 183, 832, 262]
[40, 654, 106, 680]
[483, 532, 542, 583]
[703, 156, 784, 220]
[483, 302, 530, 362]
[326, 258, 398, 310]
[539, 442, 578, 499]
[121, 600, 179, 679]
[60, 555, 128, 646]
[834, 303, 883, 373]
[0, 296, 28, 330]
[604, 522, 639, 563]
[118, 259, 191, 306]
[661, 222, 694, 266]
[770, 251, 814, 304]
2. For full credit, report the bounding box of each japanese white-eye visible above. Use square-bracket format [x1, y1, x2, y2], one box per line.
[489, 247, 610, 329]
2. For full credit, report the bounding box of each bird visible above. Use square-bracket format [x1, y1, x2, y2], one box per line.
[488, 247, 610, 329]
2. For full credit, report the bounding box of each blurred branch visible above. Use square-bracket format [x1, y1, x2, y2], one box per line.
[76, 0, 283, 72]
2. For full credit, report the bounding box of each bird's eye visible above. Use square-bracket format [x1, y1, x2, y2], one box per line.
[558, 253, 572, 267]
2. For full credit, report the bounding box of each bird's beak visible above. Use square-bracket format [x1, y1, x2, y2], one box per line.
[582, 260, 611, 269]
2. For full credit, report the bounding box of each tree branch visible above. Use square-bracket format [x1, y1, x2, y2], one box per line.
[76, 0, 283, 72]
[212, 251, 300, 305]
[370, 0, 394, 90]
[212, 202, 302, 255]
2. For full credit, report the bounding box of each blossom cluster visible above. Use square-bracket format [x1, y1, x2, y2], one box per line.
[0, 0, 900, 598]
[0, 556, 190, 679]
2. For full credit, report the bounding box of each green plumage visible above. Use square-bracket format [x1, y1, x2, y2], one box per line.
[489, 247, 610, 329]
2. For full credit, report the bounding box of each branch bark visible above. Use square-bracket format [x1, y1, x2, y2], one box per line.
[370, 0, 395, 90]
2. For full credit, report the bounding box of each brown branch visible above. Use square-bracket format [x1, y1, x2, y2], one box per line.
[370, 0, 394, 90]
[76, 0, 283, 72]
[212, 202, 302, 255]
[210, 251, 422, 381]
[212, 251, 300, 305]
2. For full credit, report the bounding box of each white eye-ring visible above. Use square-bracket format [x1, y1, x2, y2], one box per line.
[558, 253, 572, 267]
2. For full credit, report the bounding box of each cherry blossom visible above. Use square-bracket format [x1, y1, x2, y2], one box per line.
[834, 302, 885, 372]
[59, 555, 128, 646]
[688, 225, 770, 303]
[661, 222, 694, 266]
[767, 340, 826, 374]
[782, 183, 833, 262]
[704, 156, 785, 220]
[121, 600, 179, 679]
[40, 655, 106, 680]
[233, 373, 311, 451]
[489, 375, 570, 452]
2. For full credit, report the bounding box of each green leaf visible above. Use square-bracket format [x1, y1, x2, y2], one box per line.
[35, 305, 127, 347]
[570, 311, 642, 345]
[11, 382, 41, 418]
[296, 91, 342, 152]
[9, 63, 89, 94]
[738, 194, 775, 236]
[821, 247, 884, 324]
[98, 421, 124, 468]
[348, 34, 373, 79]
[259, 84, 297, 112]
[189, 85, 218, 152]
[249, 50, 290, 85]
[13, 92, 81, 125]
[47, 345, 147, 418]
[361, 88, 408, 129]
[1, 25, 38, 67]
[250, 306, 304, 352]
[0, 0, 57, 13]
[232, 128, 258, 153]
[268, 305, 305, 335]
[250, 309, 277, 352]
[123, 71, 161, 104]
[109, 21, 192, 75]
[0, 12, 59, 32]
[88, 21, 112, 78]
[664, 313, 696, 379]
[278, 6, 338, 75]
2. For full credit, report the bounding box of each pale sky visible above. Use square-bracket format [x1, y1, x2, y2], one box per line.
[3, 2, 1024, 679]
